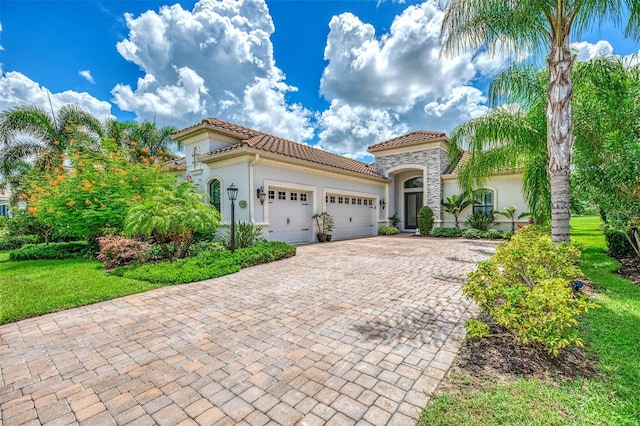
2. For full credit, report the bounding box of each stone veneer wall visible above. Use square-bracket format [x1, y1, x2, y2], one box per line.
[374, 147, 450, 220]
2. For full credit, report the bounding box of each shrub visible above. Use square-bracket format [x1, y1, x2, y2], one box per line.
[461, 228, 485, 239]
[223, 221, 266, 249]
[111, 241, 296, 285]
[465, 318, 490, 339]
[463, 225, 598, 356]
[417, 206, 434, 235]
[97, 236, 153, 270]
[378, 226, 400, 235]
[483, 229, 504, 240]
[604, 227, 636, 258]
[0, 235, 43, 250]
[465, 211, 496, 230]
[431, 227, 464, 238]
[9, 241, 92, 261]
[187, 241, 225, 257]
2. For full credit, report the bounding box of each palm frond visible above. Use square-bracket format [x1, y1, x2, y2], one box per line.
[57, 104, 104, 139]
[0, 106, 55, 144]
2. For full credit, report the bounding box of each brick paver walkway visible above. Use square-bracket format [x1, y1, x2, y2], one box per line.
[0, 236, 496, 425]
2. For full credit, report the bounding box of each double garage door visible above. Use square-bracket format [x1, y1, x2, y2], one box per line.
[268, 189, 313, 243]
[268, 189, 377, 243]
[326, 194, 376, 239]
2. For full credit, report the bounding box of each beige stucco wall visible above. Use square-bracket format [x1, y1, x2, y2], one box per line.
[442, 173, 530, 232]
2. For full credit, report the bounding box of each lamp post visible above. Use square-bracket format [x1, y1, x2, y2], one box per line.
[227, 183, 238, 253]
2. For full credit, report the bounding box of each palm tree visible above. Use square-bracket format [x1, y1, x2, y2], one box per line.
[448, 64, 551, 223]
[441, 193, 472, 228]
[440, 1, 640, 242]
[0, 104, 103, 173]
[128, 121, 180, 161]
[125, 181, 220, 260]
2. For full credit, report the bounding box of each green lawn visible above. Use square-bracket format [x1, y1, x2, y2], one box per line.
[0, 251, 156, 325]
[420, 216, 640, 425]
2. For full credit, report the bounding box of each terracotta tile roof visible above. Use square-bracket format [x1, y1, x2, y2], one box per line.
[186, 118, 385, 179]
[367, 130, 447, 153]
[444, 151, 470, 175]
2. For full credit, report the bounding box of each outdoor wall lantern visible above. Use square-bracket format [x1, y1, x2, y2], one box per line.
[257, 186, 266, 205]
[380, 199, 386, 210]
[227, 183, 238, 253]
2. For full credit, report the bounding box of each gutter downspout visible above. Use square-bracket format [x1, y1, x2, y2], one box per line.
[249, 154, 260, 224]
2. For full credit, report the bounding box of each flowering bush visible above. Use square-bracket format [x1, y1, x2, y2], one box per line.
[97, 235, 153, 270]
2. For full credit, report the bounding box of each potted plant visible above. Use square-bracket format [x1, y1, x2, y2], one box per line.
[312, 212, 334, 242]
[324, 213, 335, 241]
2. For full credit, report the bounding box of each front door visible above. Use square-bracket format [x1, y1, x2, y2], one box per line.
[404, 192, 423, 229]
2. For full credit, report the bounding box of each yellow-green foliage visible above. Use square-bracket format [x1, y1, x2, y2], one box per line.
[465, 318, 490, 339]
[463, 225, 598, 356]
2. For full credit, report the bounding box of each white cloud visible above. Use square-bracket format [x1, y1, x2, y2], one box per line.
[317, 0, 503, 158]
[112, 0, 313, 142]
[571, 40, 614, 61]
[79, 70, 95, 84]
[0, 65, 113, 121]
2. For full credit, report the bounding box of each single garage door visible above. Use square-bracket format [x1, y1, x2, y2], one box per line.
[267, 188, 313, 243]
[326, 194, 376, 239]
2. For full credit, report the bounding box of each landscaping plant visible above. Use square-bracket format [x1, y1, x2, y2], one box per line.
[465, 211, 496, 231]
[223, 221, 265, 250]
[417, 206, 434, 235]
[463, 225, 598, 356]
[441, 193, 472, 228]
[378, 226, 400, 235]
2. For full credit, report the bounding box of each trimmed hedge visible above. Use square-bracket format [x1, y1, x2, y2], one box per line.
[0, 235, 43, 251]
[378, 226, 400, 235]
[9, 241, 92, 261]
[604, 227, 636, 258]
[111, 241, 296, 285]
[431, 227, 464, 238]
[418, 206, 435, 235]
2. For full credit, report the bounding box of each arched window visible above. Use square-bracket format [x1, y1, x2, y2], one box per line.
[473, 189, 494, 215]
[209, 179, 221, 212]
[404, 177, 424, 189]
[192, 146, 200, 170]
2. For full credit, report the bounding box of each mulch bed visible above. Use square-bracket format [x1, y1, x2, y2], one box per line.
[617, 256, 640, 286]
[439, 256, 639, 392]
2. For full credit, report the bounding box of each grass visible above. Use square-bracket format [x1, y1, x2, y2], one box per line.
[420, 216, 640, 425]
[0, 251, 156, 325]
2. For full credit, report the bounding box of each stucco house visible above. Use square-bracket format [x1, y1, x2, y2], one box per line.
[172, 118, 528, 244]
[0, 189, 10, 217]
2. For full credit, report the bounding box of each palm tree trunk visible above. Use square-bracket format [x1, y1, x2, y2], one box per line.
[546, 38, 574, 243]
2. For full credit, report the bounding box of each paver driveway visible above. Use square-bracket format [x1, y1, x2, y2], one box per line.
[0, 236, 496, 425]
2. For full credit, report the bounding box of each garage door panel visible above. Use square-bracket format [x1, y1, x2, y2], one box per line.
[327, 195, 375, 239]
[268, 189, 312, 243]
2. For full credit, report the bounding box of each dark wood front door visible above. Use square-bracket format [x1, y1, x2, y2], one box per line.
[404, 192, 423, 229]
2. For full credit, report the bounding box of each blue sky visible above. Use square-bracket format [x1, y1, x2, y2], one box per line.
[1, 0, 638, 160]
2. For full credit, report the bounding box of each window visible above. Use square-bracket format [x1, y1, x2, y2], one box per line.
[330, 196, 336, 203]
[278, 191, 286, 200]
[208, 179, 221, 212]
[325, 195, 328, 203]
[338, 197, 343, 204]
[300, 194, 307, 202]
[268, 190, 275, 200]
[404, 177, 424, 189]
[357, 199, 362, 205]
[290, 192, 298, 201]
[0, 204, 8, 217]
[368, 199, 373, 206]
[473, 189, 494, 215]
[344, 197, 350, 204]
[192, 146, 200, 170]
[351, 198, 356, 205]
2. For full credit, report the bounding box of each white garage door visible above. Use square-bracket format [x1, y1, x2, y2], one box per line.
[267, 189, 313, 243]
[326, 194, 376, 239]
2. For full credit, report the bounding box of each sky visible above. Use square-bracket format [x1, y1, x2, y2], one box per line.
[1, 0, 639, 161]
